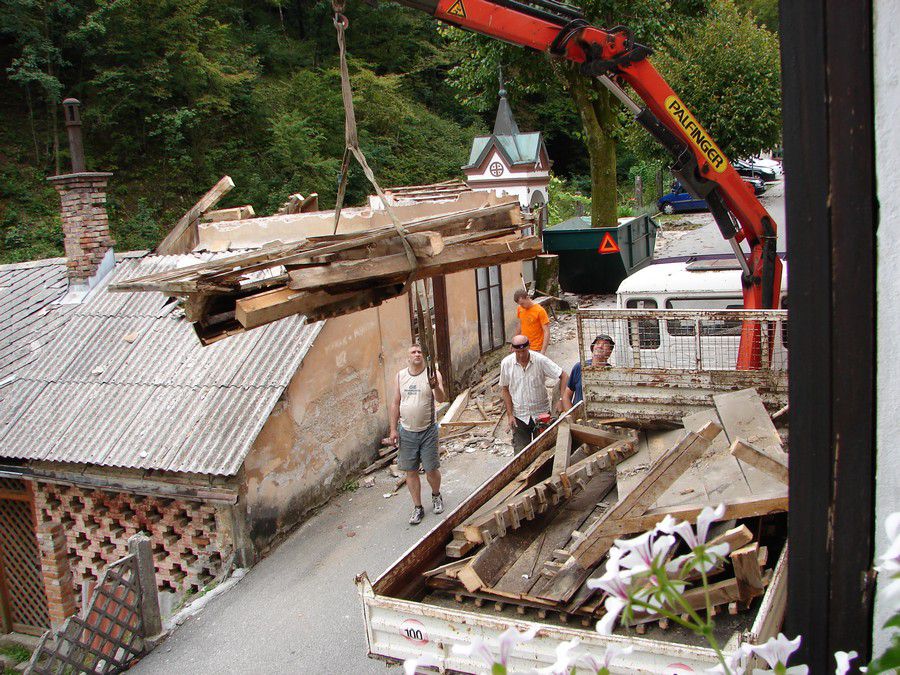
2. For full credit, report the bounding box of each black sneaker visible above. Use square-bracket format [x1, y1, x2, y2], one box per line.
[432, 493, 444, 515]
[409, 506, 425, 525]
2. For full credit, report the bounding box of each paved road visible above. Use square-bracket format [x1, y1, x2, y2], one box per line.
[135, 448, 510, 674]
[654, 179, 786, 258]
[135, 333, 580, 675]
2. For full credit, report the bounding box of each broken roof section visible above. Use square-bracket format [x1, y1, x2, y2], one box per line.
[116, 192, 538, 344]
[0, 253, 321, 476]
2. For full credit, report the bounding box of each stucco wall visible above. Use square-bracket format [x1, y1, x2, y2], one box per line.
[444, 262, 523, 384]
[874, 0, 900, 651]
[239, 298, 410, 554]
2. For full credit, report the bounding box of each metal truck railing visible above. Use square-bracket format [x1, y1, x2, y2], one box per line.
[576, 308, 788, 422]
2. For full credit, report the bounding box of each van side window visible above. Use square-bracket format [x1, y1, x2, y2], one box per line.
[625, 299, 660, 349]
[665, 298, 743, 336]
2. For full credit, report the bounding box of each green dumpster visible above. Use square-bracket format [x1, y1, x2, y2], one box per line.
[541, 214, 658, 293]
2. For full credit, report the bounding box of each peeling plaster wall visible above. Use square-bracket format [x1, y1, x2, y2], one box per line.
[874, 0, 900, 651]
[239, 299, 410, 554]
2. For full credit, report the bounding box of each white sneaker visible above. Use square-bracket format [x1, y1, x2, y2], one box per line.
[409, 506, 425, 525]
[432, 493, 444, 515]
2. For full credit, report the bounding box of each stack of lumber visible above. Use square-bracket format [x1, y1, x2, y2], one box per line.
[111, 194, 537, 345]
[422, 388, 789, 629]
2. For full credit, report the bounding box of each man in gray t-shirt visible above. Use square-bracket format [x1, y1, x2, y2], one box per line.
[389, 344, 446, 525]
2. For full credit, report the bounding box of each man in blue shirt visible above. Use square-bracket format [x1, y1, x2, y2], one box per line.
[563, 334, 614, 409]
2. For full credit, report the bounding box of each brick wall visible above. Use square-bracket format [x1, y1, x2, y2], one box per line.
[32, 482, 233, 620]
[47, 172, 115, 282]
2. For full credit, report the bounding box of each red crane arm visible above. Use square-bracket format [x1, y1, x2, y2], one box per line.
[392, 0, 782, 367]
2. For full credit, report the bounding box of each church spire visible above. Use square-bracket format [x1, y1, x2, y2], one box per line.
[492, 65, 520, 137]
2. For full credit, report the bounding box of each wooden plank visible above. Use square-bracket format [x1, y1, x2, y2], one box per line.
[461, 440, 636, 545]
[287, 235, 541, 293]
[730, 438, 789, 485]
[457, 520, 546, 592]
[567, 423, 627, 449]
[202, 205, 255, 222]
[157, 176, 234, 254]
[583, 494, 788, 538]
[440, 389, 470, 426]
[422, 556, 474, 578]
[551, 421, 572, 475]
[682, 408, 767, 503]
[731, 543, 766, 603]
[535, 423, 721, 603]
[713, 388, 783, 453]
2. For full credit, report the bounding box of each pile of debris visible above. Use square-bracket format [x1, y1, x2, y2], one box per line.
[111, 193, 538, 344]
[421, 388, 789, 630]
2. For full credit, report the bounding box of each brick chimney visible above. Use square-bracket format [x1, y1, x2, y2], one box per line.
[48, 98, 115, 294]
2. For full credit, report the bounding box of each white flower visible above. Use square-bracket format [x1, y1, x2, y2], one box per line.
[404, 657, 434, 675]
[749, 634, 805, 673]
[704, 643, 753, 675]
[878, 512, 900, 569]
[595, 596, 625, 635]
[876, 512, 900, 609]
[578, 644, 634, 674]
[615, 530, 677, 574]
[453, 636, 496, 671]
[834, 650, 858, 675]
[588, 548, 635, 635]
[452, 625, 539, 671]
[534, 638, 581, 675]
[498, 625, 539, 665]
[654, 514, 679, 535]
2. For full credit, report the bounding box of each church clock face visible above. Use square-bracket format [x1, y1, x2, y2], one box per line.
[489, 161, 505, 177]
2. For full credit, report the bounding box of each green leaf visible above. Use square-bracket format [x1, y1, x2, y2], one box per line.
[884, 612, 900, 630]
[492, 663, 507, 675]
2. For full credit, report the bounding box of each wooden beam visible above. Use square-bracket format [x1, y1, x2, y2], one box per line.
[460, 439, 636, 545]
[568, 423, 626, 449]
[576, 494, 788, 539]
[730, 438, 789, 485]
[202, 205, 255, 222]
[440, 389, 471, 427]
[157, 176, 234, 254]
[287, 235, 541, 293]
[535, 423, 720, 603]
[552, 421, 572, 475]
[457, 522, 544, 592]
[731, 543, 766, 603]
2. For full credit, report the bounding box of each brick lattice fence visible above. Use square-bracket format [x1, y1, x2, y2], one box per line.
[33, 483, 232, 610]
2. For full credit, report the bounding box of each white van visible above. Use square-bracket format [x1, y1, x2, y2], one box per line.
[608, 257, 789, 370]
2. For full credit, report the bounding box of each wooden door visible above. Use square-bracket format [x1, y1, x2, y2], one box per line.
[0, 478, 50, 635]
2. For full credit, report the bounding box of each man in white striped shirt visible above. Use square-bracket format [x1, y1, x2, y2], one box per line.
[499, 334, 569, 453]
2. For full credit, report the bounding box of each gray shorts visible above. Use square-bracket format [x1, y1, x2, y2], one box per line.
[398, 424, 440, 472]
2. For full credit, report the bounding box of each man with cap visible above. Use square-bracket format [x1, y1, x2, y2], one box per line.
[500, 335, 569, 454]
[563, 334, 615, 410]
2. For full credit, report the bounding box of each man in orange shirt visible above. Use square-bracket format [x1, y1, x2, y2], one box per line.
[514, 289, 550, 354]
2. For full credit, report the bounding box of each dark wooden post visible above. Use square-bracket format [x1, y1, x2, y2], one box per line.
[128, 535, 162, 638]
[781, 0, 876, 667]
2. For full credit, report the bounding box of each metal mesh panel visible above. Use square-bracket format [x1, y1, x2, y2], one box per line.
[0, 482, 51, 633]
[577, 309, 788, 372]
[576, 309, 788, 422]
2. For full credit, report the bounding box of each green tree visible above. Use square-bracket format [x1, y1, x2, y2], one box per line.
[446, 0, 708, 228]
[629, 0, 781, 164]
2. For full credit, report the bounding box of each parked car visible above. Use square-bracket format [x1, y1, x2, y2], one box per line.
[733, 159, 779, 183]
[657, 178, 766, 214]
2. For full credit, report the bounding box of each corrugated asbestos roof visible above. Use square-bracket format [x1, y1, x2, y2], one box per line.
[0, 253, 322, 476]
[0, 258, 73, 383]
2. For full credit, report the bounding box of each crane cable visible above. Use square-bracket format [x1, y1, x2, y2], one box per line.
[331, 1, 436, 380]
